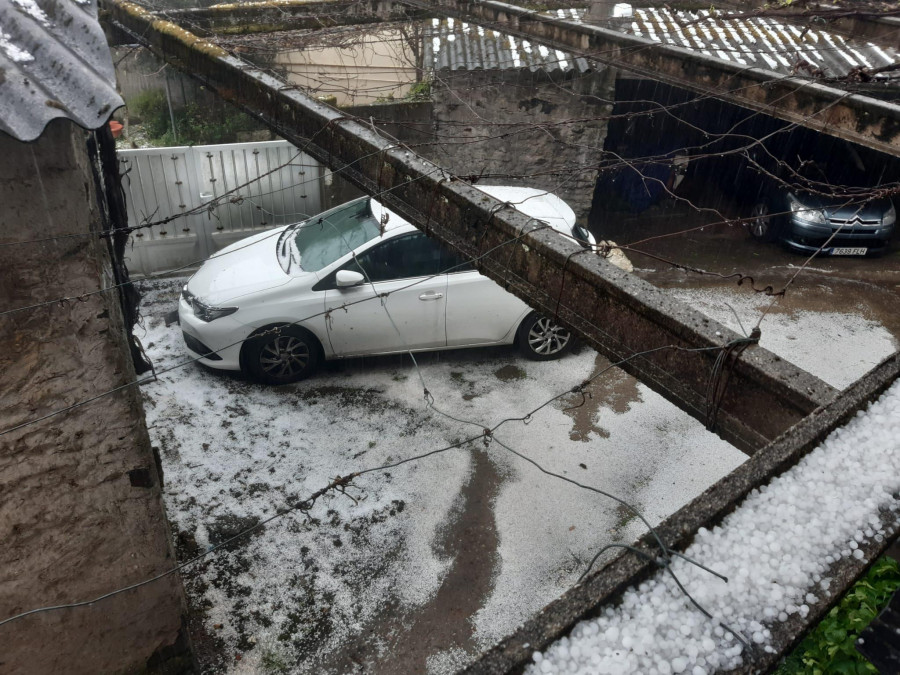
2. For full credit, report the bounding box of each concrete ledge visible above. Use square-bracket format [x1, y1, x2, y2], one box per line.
[462, 351, 900, 674]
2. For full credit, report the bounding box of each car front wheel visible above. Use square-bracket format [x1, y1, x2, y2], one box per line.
[749, 200, 782, 242]
[245, 326, 320, 384]
[517, 313, 573, 361]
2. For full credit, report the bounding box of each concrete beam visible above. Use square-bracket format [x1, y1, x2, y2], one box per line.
[147, 0, 588, 36]
[154, 0, 426, 35]
[402, 0, 900, 156]
[463, 351, 900, 674]
[104, 0, 836, 454]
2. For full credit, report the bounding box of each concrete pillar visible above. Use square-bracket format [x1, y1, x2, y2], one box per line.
[0, 119, 191, 674]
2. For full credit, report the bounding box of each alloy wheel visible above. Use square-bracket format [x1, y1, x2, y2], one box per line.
[750, 202, 771, 239]
[527, 317, 571, 356]
[259, 336, 311, 379]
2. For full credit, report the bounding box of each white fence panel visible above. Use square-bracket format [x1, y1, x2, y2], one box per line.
[118, 140, 324, 276]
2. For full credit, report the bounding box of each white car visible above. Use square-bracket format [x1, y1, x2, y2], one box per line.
[178, 186, 595, 384]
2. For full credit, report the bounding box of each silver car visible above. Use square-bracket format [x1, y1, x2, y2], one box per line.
[750, 190, 895, 256]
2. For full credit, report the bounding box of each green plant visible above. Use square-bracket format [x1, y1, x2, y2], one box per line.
[129, 89, 170, 138]
[372, 79, 431, 105]
[405, 78, 432, 102]
[258, 641, 290, 673]
[776, 556, 900, 675]
[170, 102, 264, 145]
[128, 87, 267, 145]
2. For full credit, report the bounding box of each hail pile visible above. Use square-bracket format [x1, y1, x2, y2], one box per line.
[529, 379, 900, 675]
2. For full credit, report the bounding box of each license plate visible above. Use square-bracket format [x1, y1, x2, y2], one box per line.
[831, 247, 867, 256]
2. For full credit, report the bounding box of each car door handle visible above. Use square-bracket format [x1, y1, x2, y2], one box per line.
[419, 291, 444, 301]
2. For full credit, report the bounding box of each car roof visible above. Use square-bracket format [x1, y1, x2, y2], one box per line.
[369, 186, 576, 238]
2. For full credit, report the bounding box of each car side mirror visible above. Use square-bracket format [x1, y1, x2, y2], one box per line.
[336, 269, 365, 288]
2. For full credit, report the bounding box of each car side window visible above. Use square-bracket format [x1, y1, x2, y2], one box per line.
[441, 247, 475, 274]
[346, 232, 445, 282]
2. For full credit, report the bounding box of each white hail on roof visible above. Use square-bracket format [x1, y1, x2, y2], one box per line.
[12, 0, 49, 25]
[612, 3, 633, 18]
[0, 28, 33, 63]
[528, 379, 900, 675]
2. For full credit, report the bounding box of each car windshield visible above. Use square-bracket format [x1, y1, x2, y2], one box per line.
[278, 198, 381, 273]
[791, 139, 872, 191]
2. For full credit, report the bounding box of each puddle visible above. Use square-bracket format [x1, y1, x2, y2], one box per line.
[564, 352, 642, 442]
[385, 447, 501, 672]
[494, 364, 527, 382]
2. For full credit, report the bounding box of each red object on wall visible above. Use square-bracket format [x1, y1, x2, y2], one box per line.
[109, 120, 123, 138]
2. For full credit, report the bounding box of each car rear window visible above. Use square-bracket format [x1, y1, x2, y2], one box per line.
[286, 198, 382, 272]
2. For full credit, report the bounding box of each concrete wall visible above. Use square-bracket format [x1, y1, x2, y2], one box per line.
[276, 27, 419, 106]
[0, 120, 189, 674]
[113, 45, 203, 112]
[355, 68, 614, 222]
[428, 67, 616, 221]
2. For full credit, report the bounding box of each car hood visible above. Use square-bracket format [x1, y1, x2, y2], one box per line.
[187, 227, 296, 305]
[793, 192, 892, 220]
[476, 185, 576, 231]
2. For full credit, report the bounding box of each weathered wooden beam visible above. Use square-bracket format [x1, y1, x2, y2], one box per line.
[402, 0, 900, 156]
[103, 0, 836, 454]
[463, 351, 900, 674]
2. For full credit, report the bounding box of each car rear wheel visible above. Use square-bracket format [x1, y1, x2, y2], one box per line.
[749, 200, 782, 242]
[245, 326, 320, 384]
[517, 313, 572, 361]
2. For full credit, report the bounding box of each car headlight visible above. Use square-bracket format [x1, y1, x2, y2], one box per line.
[884, 203, 896, 226]
[571, 225, 595, 249]
[787, 195, 826, 224]
[192, 298, 238, 322]
[181, 286, 237, 321]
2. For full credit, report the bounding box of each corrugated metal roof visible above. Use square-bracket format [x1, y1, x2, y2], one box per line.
[554, 6, 898, 82]
[0, 0, 123, 142]
[425, 17, 590, 74]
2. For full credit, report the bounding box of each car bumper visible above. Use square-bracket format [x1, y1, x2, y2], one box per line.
[178, 296, 245, 371]
[783, 219, 894, 256]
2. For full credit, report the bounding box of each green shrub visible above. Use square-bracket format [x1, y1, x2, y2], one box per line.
[128, 88, 266, 145]
[405, 78, 431, 101]
[158, 102, 262, 145]
[777, 556, 900, 675]
[129, 89, 170, 138]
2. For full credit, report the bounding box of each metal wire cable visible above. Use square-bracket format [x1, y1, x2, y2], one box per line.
[0, 432, 480, 629]
[0, 338, 749, 634]
[488, 435, 749, 648]
[6, 2, 896, 661]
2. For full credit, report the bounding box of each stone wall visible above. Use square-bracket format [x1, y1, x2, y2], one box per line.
[427, 67, 615, 221]
[355, 68, 614, 222]
[112, 45, 205, 112]
[0, 120, 189, 674]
